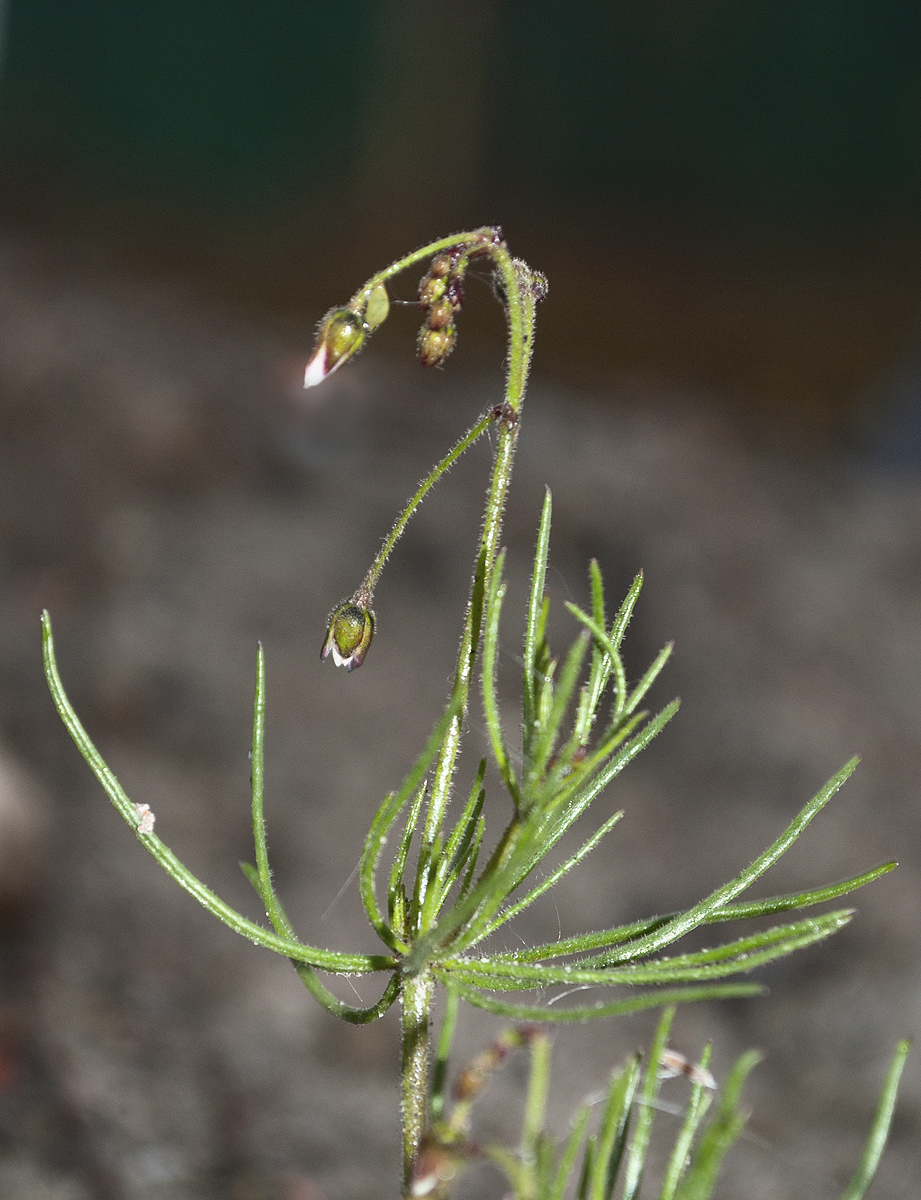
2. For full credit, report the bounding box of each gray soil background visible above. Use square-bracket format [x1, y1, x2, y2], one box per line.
[0, 228, 918, 1198]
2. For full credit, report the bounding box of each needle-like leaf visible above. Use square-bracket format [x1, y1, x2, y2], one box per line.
[523, 488, 553, 745]
[43, 612, 393, 975]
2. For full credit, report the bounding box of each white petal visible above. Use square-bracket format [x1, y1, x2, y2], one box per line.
[303, 348, 328, 388]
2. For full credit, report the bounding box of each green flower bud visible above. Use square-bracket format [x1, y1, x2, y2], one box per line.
[321, 602, 375, 671]
[419, 274, 448, 309]
[417, 323, 456, 368]
[304, 307, 366, 388]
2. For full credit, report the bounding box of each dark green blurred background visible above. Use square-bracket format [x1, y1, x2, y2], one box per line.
[3, 0, 921, 438]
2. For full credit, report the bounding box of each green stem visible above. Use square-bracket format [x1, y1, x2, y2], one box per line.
[401, 969, 435, 1191]
[420, 418, 519, 862]
[353, 406, 499, 608]
[373, 232, 540, 1193]
[356, 227, 503, 299]
[415, 261, 539, 923]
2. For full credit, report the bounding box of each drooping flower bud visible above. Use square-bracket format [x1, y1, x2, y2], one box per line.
[417, 324, 456, 368]
[427, 297, 454, 331]
[304, 283, 391, 387]
[321, 601, 375, 671]
[418, 278, 442, 308]
[304, 307, 366, 387]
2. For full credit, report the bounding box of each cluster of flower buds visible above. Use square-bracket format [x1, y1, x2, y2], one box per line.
[321, 601, 375, 671]
[303, 282, 390, 388]
[416, 251, 467, 369]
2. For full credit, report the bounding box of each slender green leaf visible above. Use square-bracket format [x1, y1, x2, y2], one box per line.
[522, 1031, 553, 1168]
[478, 808, 624, 940]
[622, 1007, 676, 1200]
[43, 613, 393, 974]
[249, 644, 294, 940]
[566, 603, 628, 724]
[359, 687, 465, 946]
[606, 571, 644, 718]
[431, 986, 461, 1122]
[239, 848, 397, 1021]
[293, 964, 400, 1024]
[549, 1107, 592, 1200]
[438, 979, 763, 1022]
[708, 863, 897, 922]
[458, 815, 485, 900]
[625, 642, 673, 717]
[239, 861, 260, 893]
[589, 558, 607, 629]
[586, 910, 854, 972]
[535, 1134, 556, 1198]
[526, 631, 591, 794]
[840, 1039, 912, 1200]
[360, 789, 412, 949]
[445, 910, 851, 990]
[407, 818, 525, 968]
[657, 1047, 714, 1200]
[571, 560, 609, 745]
[536, 654, 557, 738]
[672, 1050, 761, 1200]
[498, 702, 679, 908]
[588, 1056, 641, 1200]
[433, 701, 675, 960]
[387, 777, 429, 934]
[602, 758, 860, 965]
[610, 571, 644, 651]
[492, 862, 895, 965]
[431, 761, 488, 905]
[482, 553, 521, 804]
[523, 487, 553, 746]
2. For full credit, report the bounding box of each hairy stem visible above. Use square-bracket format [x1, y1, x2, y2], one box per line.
[353, 406, 500, 609]
[401, 969, 435, 1190]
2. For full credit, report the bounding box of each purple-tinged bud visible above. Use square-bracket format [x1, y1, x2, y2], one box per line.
[427, 298, 454, 331]
[321, 602, 375, 671]
[530, 271, 549, 303]
[304, 307, 366, 388]
[417, 324, 456, 368]
[429, 253, 452, 278]
[446, 278, 464, 311]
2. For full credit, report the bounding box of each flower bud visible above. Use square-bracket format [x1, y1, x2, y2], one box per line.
[429, 253, 452, 278]
[321, 602, 375, 671]
[419, 274, 448, 309]
[427, 298, 454, 331]
[417, 324, 456, 368]
[304, 307, 366, 388]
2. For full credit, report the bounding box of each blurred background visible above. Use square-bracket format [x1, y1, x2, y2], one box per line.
[0, 2, 919, 1198]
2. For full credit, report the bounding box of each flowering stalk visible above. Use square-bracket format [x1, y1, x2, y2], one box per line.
[307, 230, 546, 1173]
